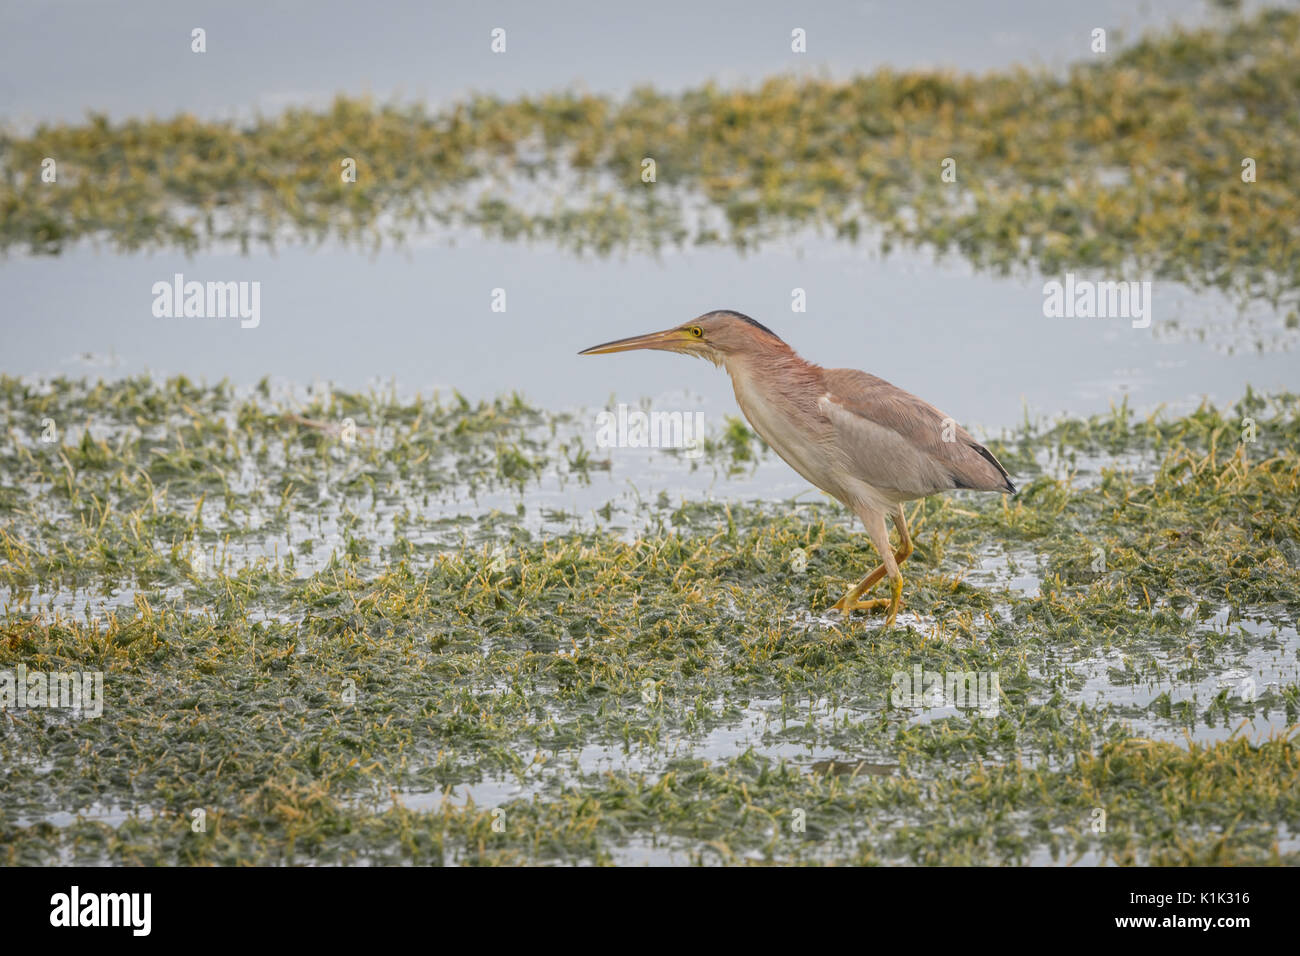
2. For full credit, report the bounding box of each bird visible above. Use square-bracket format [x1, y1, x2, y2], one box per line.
[579, 310, 1015, 627]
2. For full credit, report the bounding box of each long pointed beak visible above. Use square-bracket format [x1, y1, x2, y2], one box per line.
[578, 327, 686, 355]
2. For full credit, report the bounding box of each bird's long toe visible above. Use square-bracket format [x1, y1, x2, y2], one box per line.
[834, 577, 904, 625]
[838, 598, 893, 613]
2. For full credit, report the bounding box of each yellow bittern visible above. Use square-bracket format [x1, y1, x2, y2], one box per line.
[580, 310, 1015, 626]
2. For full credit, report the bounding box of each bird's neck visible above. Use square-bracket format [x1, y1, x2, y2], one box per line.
[721, 342, 824, 412]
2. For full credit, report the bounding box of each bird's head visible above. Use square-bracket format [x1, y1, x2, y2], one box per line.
[578, 310, 784, 367]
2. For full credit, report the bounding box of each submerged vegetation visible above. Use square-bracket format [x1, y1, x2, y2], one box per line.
[2, 7, 1299, 307]
[1, 378, 1297, 864]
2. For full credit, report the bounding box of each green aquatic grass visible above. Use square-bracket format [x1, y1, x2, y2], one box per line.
[3, 7, 1299, 307]
[1, 378, 1297, 864]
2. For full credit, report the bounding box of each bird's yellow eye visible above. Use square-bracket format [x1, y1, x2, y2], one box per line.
[689, 326, 703, 338]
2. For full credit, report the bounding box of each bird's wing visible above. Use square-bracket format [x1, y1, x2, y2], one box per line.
[819, 368, 1015, 497]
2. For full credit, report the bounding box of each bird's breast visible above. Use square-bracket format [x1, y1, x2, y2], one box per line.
[728, 369, 844, 496]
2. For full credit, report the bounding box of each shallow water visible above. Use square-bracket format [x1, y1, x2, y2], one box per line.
[4, 235, 1295, 435]
[0, 0, 1256, 128]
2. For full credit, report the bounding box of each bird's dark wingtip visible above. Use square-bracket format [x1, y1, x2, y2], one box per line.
[965, 440, 1017, 496]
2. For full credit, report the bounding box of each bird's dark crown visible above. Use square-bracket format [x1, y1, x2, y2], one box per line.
[701, 310, 784, 343]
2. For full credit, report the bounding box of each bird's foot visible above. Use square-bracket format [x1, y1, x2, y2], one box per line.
[830, 579, 903, 626]
[835, 597, 890, 612]
[834, 598, 902, 625]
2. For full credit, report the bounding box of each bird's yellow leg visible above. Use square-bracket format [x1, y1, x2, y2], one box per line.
[832, 563, 888, 610]
[830, 505, 913, 614]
